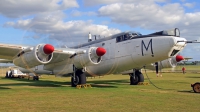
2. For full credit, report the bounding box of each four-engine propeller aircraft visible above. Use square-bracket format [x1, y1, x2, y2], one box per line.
[0, 28, 188, 87]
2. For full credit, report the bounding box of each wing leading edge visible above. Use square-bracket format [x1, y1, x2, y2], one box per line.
[0, 43, 86, 65]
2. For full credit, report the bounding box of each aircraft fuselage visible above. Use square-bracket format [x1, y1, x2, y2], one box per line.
[19, 31, 187, 76]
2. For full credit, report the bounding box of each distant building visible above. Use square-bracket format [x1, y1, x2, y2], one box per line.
[178, 61, 200, 65]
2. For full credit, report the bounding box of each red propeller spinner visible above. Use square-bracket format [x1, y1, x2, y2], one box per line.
[43, 44, 54, 54]
[176, 55, 184, 62]
[96, 47, 106, 56]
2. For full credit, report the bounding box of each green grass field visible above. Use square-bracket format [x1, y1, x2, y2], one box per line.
[0, 68, 200, 112]
[147, 65, 200, 73]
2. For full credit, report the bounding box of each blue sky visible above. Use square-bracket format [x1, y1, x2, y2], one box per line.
[0, 0, 200, 60]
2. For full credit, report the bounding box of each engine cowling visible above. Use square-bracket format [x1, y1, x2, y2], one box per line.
[145, 55, 184, 70]
[73, 47, 106, 69]
[13, 44, 54, 68]
[158, 55, 184, 69]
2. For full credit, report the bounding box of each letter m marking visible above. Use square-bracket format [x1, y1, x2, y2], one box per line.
[141, 39, 154, 56]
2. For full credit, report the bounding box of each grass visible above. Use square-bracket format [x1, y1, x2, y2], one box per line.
[0, 68, 200, 112]
[158, 65, 200, 73]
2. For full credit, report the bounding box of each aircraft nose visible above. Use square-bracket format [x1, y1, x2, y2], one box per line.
[169, 37, 187, 57]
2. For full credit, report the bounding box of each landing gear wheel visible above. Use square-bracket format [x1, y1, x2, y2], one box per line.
[79, 73, 86, 84]
[71, 75, 79, 87]
[130, 71, 144, 85]
[33, 76, 39, 81]
[192, 83, 200, 93]
[71, 69, 87, 87]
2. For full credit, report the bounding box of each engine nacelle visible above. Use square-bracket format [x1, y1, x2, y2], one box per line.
[145, 55, 184, 70]
[73, 47, 106, 69]
[13, 44, 54, 68]
[158, 58, 177, 69]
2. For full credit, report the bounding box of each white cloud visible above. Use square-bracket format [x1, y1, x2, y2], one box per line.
[97, 3, 200, 40]
[0, 0, 78, 18]
[4, 14, 121, 45]
[183, 3, 195, 8]
[71, 10, 97, 17]
[83, 0, 169, 6]
[71, 10, 82, 17]
[98, 3, 183, 29]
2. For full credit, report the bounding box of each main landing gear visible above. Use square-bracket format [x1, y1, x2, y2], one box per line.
[129, 70, 144, 85]
[71, 66, 86, 87]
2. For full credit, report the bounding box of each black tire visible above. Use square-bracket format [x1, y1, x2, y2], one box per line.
[33, 76, 39, 81]
[71, 69, 86, 87]
[130, 72, 144, 85]
[36, 76, 39, 80]
[71, 75, 79, 87]
[79, 73, 86, 85]
[193, 83, 200, 93]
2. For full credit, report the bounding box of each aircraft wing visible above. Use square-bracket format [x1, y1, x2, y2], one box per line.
[49, 47, 86, 63]
[0, 43, 86, 67]
[0, 43, 106, 69]
[0, 43, 28, 60]
[184, 57, 193, 61]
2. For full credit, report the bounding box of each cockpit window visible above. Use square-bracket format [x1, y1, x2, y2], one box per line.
[162, 28, 180, 37]
[116, 35, 129, 42]
[116, 32, 142, 43]
[175, 28, 180, 37]
[149, 28, 180, 37]
[129, 33, 139, 39]
[124, 34, 129, 40]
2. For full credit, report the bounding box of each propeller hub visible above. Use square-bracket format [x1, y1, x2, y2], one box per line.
[43, 44, 54, 54]
[176, 55, 184, 62]
[96, 47, 106, 56]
